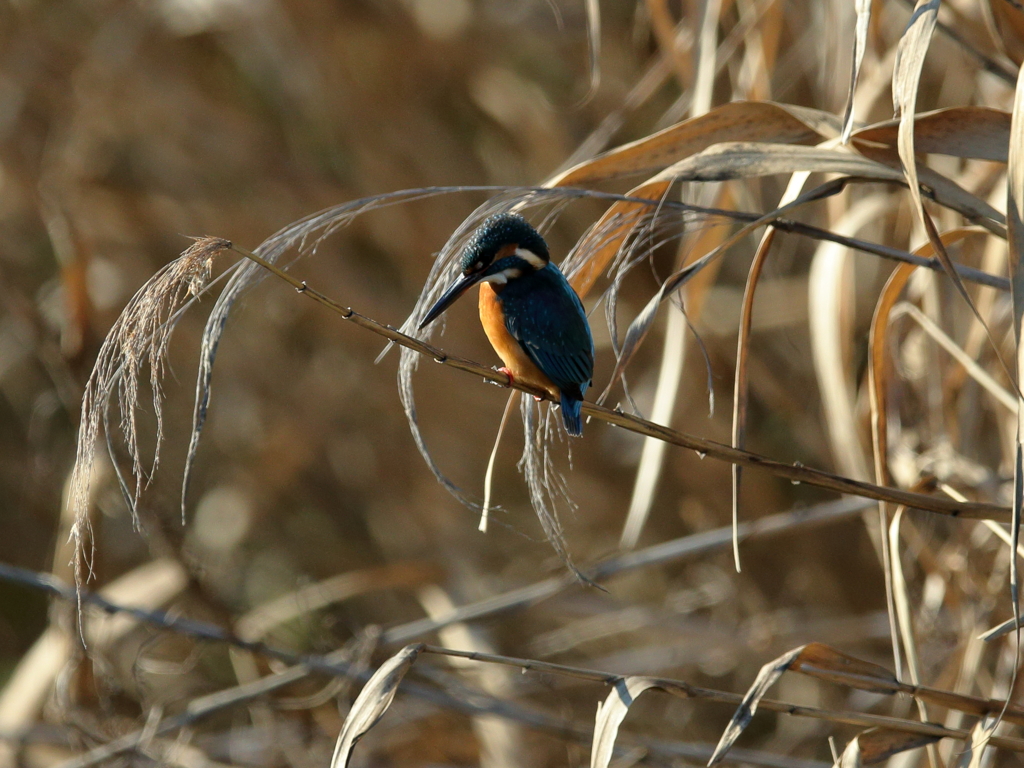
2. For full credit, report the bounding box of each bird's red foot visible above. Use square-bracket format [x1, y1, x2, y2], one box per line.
[498, 366, 543, 400]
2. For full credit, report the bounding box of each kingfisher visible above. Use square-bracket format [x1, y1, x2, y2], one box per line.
[419, 213, 595, 436]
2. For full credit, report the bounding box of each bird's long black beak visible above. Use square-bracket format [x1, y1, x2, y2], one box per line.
[418, 271, 483, 329]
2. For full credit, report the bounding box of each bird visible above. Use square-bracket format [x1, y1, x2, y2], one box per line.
[419, 213, 595, 437]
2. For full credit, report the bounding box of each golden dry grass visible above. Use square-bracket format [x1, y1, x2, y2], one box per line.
[4, 1, 1024, 767]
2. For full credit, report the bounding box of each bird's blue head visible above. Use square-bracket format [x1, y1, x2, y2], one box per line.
[419, 213, 550, 329]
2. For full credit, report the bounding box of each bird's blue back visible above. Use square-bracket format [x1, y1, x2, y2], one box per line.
[498, 263, 594, 403]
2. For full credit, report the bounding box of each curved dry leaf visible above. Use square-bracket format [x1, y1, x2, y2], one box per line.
[842, 0, 873, 143]
[867, 231, 976, 681]
[620, 186, 732, 551]
[789, 643, 899, 692]
[601, 178, 850, 402]
[653, 142, 904, 184]
[710, 642, 917, 766]
[1006, 61, 1024, 633]
[855, 142, 1006, 229]
[591, 677, 659, 768]
[568, 179, 671, 297]
[956, 716, 997, 768]
[837, 728, 941, 767]
[656, 142, 1003, 235]
[731, 228, 776, 571]
[732, 171, 812, 570]
[892, 1, 938, 126]
[709, 645, 805, 765]
[869, 262, 918, 489]
[888, 508, 920, 683]
[890, 1, 1006, 388]
[809, 197, 886, 485]
[550, 101, 840, 187]
[558, 103, 843, 297]
[852, 107, 1011, 162]
[716, 641, 1024, 730]
[794, 642, 1024, 726]
[331, 644, 423, 768]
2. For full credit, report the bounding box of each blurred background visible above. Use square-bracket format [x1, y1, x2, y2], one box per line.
[1, 0, 1022, 766]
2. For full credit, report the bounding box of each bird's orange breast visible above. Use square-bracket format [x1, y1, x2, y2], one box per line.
[478, 282, 559, 397]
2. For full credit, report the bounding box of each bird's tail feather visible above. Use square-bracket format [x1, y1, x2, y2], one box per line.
[560, 394, 584, 437]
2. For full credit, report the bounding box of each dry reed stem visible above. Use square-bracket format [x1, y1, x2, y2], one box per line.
[219, 239, 1009, 522]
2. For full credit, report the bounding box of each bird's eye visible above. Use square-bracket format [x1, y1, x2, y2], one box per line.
[474, 261, 483, 270]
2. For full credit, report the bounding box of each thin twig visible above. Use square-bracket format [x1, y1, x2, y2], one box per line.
[15, 495, 1024, 764]
[16, 498, 864, 768]
[0, 498, 867, 670]
[418, 645, 1024, 752]
[223, 241, 1010, 523]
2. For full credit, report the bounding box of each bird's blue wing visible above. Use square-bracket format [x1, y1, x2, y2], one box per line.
[502, 266, 594, 396]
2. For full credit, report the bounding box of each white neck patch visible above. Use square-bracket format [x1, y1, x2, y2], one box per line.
[515, 248, 547, 270]
[480, 266, 523, 285]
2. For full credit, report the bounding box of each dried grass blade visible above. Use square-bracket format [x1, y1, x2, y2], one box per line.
[868, 229, 976, 677]
[789, 643, 899, 691]
[549, 101, 839, 187]
[692, 0, 721, 116]
[955, 716, 997, 768]
[1004, 59, 1024, 682]
[713, 644, 1001, 762]
[888, 512, 918, 686]
[732, 170, 810, 569]
[892, 1, 940, 195]
[869, 261, 917, 678]
[836, 728, 940, 767]
[841, 0, 873, 143]
[568, 180, 672, 298]
[888, 507, 940, 768]
[616, 0, 723, 554]
[620, 186, 731, 551]
[67, 237, 225, 592]
[855, 143, 1006, 231]
[645, 0, 691, 86]
[619, 303, 688, 551]
[582, 0, 600, 105]
[602, 178, 850, 403]
[785, 642, 1024, 726]
[554, 103, 846, 298]
[892, 1, 1010, 392]
[708, 646, 806, 765]
[731, 229, 775, 571]
[809, 198, 886, 484]
[591, 677, 659, 768]
[852, 106, 1011, 162]
[331, 644, 423, 768]
[481, 392, 519, 533]
[655, 142, 905, 183]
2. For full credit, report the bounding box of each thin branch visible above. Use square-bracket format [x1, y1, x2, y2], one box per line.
[220, 240, 1010, 523]
[0, 497, 867, 665]
[418, 646, 1024, 753]
[25, 550, 1024, 765]
[384, 497, 870, 645]
[8, 498, 865, 768]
